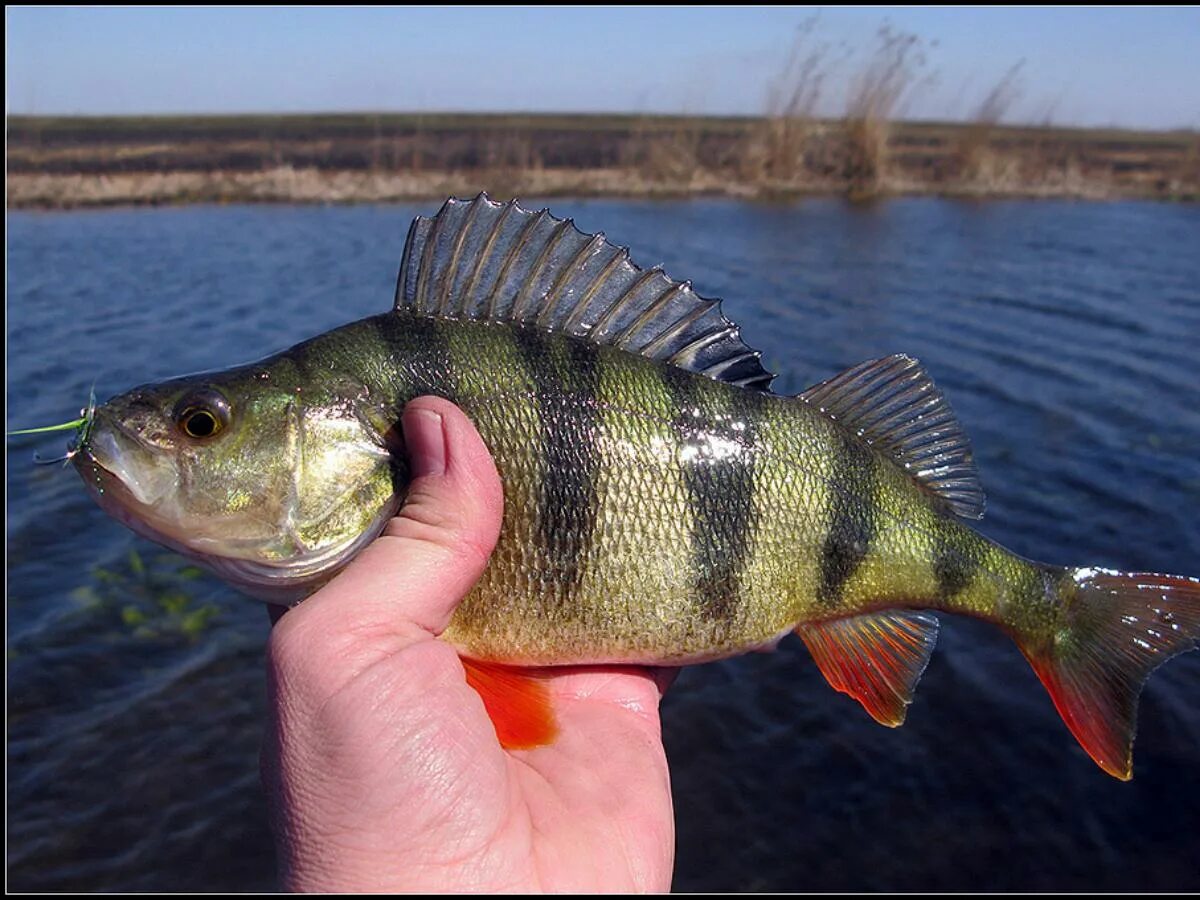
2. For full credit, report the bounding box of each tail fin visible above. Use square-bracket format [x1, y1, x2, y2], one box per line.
[1018, 568, 1200, 780]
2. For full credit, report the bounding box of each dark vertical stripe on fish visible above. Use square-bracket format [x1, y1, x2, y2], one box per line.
[372, 311, 457, 402]
[818, 429, 879, 607]
[513, 326, 602, 596]
[371, 312, 457, 494]
[663, 367, 762, 623]
[933, 523, 980, 602]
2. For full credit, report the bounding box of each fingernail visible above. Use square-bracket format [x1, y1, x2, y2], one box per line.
[403, 408, 446, 478]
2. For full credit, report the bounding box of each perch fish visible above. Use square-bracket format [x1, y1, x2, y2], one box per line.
[63, 194, 1197, 778]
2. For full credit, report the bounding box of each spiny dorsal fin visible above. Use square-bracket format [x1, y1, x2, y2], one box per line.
[396, 193, 775, 391]
[801, 354, 985, 519]
[796, 610, 940, 727]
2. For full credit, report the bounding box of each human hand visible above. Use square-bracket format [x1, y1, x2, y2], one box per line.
[262, 396, 676, 892]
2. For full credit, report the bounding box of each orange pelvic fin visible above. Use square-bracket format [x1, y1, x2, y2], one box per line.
[1018, 568, 1200, 780]
[461, 658, 559, 750]
[796, 610, 940, 727]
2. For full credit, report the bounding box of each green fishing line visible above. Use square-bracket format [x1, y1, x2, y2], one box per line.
[7, 417, 88, 436]
[9, 388, 97, 440]
[10, 389, 97, 465]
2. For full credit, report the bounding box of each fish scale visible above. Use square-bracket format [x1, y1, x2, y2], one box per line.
[66, 194, 1199, 779]
[313, 312, 1010, 664]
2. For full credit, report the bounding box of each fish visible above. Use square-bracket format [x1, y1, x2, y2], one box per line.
[66, 193, 1197, 779]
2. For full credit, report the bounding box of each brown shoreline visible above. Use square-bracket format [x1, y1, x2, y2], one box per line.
[8, 113, 1198, 208]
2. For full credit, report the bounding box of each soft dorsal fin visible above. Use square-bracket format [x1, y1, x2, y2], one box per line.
[801, 354, 985, 519]
[796, 610, 940, 727]
[395, 193, 775, 390]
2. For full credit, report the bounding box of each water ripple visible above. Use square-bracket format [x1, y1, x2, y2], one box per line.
[7, 199, 1199, 892]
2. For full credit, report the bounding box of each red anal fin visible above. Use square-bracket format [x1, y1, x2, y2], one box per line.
[461, 658, 558, 750]
[797, 610, 939, 727]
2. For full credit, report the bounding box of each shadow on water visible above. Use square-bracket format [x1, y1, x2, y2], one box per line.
[7, 198, 1199, 890]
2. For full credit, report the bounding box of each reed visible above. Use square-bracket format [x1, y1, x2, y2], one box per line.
[753, 16, 837, 188]
[959, 61, 1027, 193]
[841, 23, 933, 200]
[8, 114, 1197, 206]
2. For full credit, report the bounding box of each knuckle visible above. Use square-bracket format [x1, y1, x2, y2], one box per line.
[386, 492, 495, 570]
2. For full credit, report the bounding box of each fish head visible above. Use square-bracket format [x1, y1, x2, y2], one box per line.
[73, 363, 401, 603]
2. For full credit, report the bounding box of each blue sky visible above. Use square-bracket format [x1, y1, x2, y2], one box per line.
[6, 7, 1199, 129]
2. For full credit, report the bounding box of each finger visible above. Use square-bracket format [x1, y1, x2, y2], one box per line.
[269, 396, 503, 664]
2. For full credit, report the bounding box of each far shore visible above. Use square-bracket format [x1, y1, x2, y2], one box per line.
[8, 113, 1198, 208]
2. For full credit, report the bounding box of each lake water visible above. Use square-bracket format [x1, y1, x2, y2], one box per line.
[7, 198, 1200, 891]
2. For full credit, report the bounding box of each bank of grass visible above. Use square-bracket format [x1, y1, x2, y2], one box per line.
[7, 112, 1198, 208]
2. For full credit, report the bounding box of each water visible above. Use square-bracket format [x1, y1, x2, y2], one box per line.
[7, 198, 1200, 891]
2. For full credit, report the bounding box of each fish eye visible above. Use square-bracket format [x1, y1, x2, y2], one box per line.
[173, 391, 230, 440]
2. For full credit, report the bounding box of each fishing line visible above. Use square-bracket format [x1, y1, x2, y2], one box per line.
[8, 387, 98, 466]
[7, 418, 87, 436]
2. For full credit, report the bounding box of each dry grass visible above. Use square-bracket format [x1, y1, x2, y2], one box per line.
[12, 11, 1197, 209]
[739, 20, 938, 200]
[840, 24, 934, 199]
[958, 61, 1028, 193]
[752, 16, 838, 187]
[7, 113, 1198, 208]
[631, 117, 704, 187]
[5, 164, 761, 209]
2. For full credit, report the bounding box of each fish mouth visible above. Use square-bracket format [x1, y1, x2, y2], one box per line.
[77, 414, 175, 506]
[74, 437, 193, 557]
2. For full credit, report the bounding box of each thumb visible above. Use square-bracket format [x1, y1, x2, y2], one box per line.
[269, 395, 503, 669]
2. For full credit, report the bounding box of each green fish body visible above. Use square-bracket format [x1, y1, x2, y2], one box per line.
[71, 195, 1198, 779]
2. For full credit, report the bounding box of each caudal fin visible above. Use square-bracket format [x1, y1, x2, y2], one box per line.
[1018, 568, 1200, 780]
